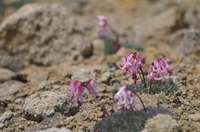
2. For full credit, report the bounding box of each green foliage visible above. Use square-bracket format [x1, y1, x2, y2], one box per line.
[120, 41, 144, 51]
[127, 78, 178, 94]
[104, 38, 118, 54]
[93, 106, 172, 132]
[103, 38, 144, 54]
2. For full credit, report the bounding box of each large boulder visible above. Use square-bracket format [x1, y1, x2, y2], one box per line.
[132, 7, 185, 45]
[0, 3, 93, 66]
[170, 29, 200, 57]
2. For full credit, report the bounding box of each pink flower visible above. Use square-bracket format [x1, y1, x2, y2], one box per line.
[148, 58, 172, 84]
[84, 79, 99, 99]
[114, 86, 135, 110]
[68, 80, 85, 106]
[160, 58, 172, 76]
[95, 15, 108, 39]
[118, 53, 133, 76]
[68, 79, 98, 106]
[118, 52, 143, 83]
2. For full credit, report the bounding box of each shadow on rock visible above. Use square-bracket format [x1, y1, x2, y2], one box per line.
[93, 106, 172, 132]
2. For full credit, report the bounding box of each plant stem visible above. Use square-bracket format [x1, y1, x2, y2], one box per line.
[132, 90, 146, 112]
[149, 83, 153, 93]
[140, 69, 146, 87]
[138, 70, 143, 85]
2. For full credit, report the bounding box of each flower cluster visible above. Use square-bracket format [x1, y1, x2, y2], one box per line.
[95, 15, 108, 39]
[148, 58, 172, 84]
[118, 52, 143, 84]
[114, 86, 135, 110]
[68, 79, 98, 106]
[67, 52, 173, 114]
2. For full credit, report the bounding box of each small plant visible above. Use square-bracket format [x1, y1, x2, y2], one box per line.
[68, 52, 174, 111]
[112, 52, 174, 111]
[95, 15, 143, 54]
[95, 15, 108, 39]
[92, 54, 175, 131]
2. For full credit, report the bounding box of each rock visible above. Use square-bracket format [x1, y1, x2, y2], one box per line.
[184, 9, 200, 29]
[93, 106, 172, 132]
[132, 7, 184, 45]
[71, 68, 96, 82]
[0, 123, 4, 130]
[170, 29, 200, 57]
[23, 91, 79, 122]
[188, 114, 200, 121]
[99, 72, 112, 85]
[0, 111, 13, 123]
[0, 111, 13, 130]
[38, 81, 55, 91]
[0, 3, 93, 66]
[0, 55, 24, 72]
[30, 71, 49, 85]
[0, 68, 16, 82]
[36, 127, 72, 132]
[42, 113, 67, 127]
[0, 80, 22, 97]
[143, 114, 181, 132]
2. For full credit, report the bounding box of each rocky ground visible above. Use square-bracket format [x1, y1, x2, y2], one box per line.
[0, 0, 200, 132]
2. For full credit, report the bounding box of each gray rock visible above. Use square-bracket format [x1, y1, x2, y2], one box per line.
[184, 9, 200, 29]
[0, 80, 22, 97]
[93, 106, 172, 132]
[170, 29, 200, 57]
[99, 72, 112, 85]
[0, 55, 24, 72]
[42, 113, 67, 128]
[23, 91, 79, 122]
[132, 7, 184, 45]
[143, 114, 181, 132]
[0, 3, 93, 66]
[0, 68, 16, 82]
[36, 127, 72, 132]
[38, 80, 55, 90]
[0, 111, 13, 123]
[0, 122, 4, 130]
[71, 68, 96, 82]
[30, 71, 49, 85]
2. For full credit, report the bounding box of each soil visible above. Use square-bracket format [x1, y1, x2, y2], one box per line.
[0, 0, 200, 132]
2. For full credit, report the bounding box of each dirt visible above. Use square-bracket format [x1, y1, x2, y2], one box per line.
[0, 0, 200, 132]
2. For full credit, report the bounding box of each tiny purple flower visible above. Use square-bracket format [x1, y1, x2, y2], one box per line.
[84, 79, 99, 99]
[68, 80, 85, 106]
[95, 15, 108, 39]
[114, 86, 135, 110]
[118, 53, 133, 75]
[160, 58, 172, 76]
[148, 58, 172, 84]
[68, 79, 99, 106]
[118, 52, 143, 83]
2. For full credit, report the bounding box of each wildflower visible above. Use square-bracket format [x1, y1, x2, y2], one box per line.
[95, 15, 108, 39]
[118, 52, 143, 83]
[160, 58, 172, 76]
[114, 86, 135, 110]
[148, 58, 172, 84]
[68, 79, 98, 106]
[118, 53, 133, 76]
[83, 79, 99, 99]
[68, 80, 85, 106]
